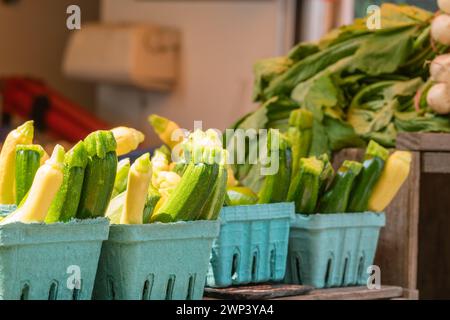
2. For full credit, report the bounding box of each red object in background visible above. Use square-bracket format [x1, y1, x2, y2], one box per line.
[1, 77, 110, 142]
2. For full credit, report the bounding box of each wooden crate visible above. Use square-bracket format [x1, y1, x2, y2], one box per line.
[334, 132, 450, 300]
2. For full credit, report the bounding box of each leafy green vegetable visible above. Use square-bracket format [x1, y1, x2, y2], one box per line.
[229, 3, 450, 186]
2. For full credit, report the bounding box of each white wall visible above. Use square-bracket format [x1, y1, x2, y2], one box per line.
[98, 0, 296, 147]
[0, 0, 99, 109]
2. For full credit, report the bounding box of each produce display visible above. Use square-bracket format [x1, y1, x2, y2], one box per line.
[0, 1, 444, 300]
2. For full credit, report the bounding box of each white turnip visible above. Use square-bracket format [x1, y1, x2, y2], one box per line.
[427, 83, 450, 114]
[430, 54, 450, 85]
[431, 14, 450, 45]
[438, 0, 450, 14]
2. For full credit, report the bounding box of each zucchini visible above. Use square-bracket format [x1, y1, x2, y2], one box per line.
[172, 162, 188, 176]
[0, 121, 34, 205]
[258, 130, 291, 204]
[368, 151, 412, 212]
[348, 140, 389, 212]
[198, 164, 228, 220]
[151, 161, 219, 223]
[76, 131, 118, 219]
[120, 153, 152, 225]
[107, 185, 161, 225]
[148, 114, 182, 149]
[15, 144, 45, 205]
[46, 142, 89, 223]
[143, 184, 161, 223]
[287, 109, 313, 178]
[111, 126, 144, 156]
[1, 145, 65, 225]
[151, 131, 224, 222]
[318, 153, 334, 195]
[318, 160, 363, 213]
[111, 158, 131, 198]
[223, 193, 232, 206]
[226, 186, 259, 206]
[287, 156, 324, 213]
[105, 192, 125, 224]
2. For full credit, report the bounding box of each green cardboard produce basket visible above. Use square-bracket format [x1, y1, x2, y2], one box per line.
[207, 203, 294, 288]
[0, 207, 109, 300]
[93, 220, 220, 300]
[285, 212, 386, 289]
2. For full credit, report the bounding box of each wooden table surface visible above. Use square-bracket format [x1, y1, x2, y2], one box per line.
[205, 286, 405, 300]
[274, 286, 404, 300]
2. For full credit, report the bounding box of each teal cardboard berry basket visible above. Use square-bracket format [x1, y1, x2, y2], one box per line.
[93, 220, 220, 300]
[285, 212, 386, 288]
[0, 208, 109, 300]
[206, 203, 294, 288]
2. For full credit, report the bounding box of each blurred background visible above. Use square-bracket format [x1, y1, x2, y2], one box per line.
[0, 0, 438, 152]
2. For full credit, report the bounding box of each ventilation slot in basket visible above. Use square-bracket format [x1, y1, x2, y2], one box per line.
[165, 275, 176, 300]
[72, 280, 82, 301]
[231, 251, 240, 282]
[324, 258, 333, 287]
[108, 277, 116, 300]
[357, 256, 365, 281]
[295, 256, 302, 284]
[186, 274, 196, 300]
[142, 274, 154, 300]
[48, 281, 59, 300]
[251, 251, 258, 282]
[269, 249, 276, 279]
[20, 283, 30, 300]
[341, 257, 349, 286]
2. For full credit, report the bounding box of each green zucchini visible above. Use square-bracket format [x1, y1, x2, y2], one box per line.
[318, 160, 363, 213]
[287, 109, 313, 178]
[172, 162, 188, 176]
[348, 140, 389, 212]
[318, 154, 334, 195]
[46, 142, 88, 223]
[198, 164, 228, 220]
[223, 193, 232, 206]
[143, 184, 161, 223]
[15, 144, 45, 205]
[76, 131, 118, 219]
[152, 161, 219, 223]
[258, 130, 291, 204]
[111, 158, 130, 198]
[287, 156, 324, 213]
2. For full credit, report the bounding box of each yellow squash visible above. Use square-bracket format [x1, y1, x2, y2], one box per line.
[120, 153, 152, 224]
[148, 114, 182, 149]
[368, 151, 412, 212]
[0, 145, 65, 224]
[111, 126, 145, 156]
[0, 121, 34, 204]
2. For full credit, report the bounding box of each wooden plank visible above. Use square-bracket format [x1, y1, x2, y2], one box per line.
[204, 284, 313, 300]
[397, 133, 450, 152]
[417, 173, 450, 299]
[375, 151, 420, 291]
[332, 149, 420, 292]
[422, 152, 450, 173]
[331, 148, 363, 170]
[275, 286, 403, 300]
[402, 288, 419, 300]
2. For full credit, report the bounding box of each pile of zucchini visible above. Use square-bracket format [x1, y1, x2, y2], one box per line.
[0, 125, 122, 225]
[106, 127, 229, 224]
[146, 113, 412, 215]
[0, 120, 230, 226]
